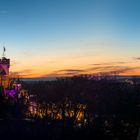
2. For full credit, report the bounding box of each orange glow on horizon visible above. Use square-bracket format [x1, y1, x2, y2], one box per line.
[9, 69, 140, 78]
[9, 52, 140, 78]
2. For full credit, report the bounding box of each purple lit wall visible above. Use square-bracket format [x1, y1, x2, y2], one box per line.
[5, 89, 17, 97]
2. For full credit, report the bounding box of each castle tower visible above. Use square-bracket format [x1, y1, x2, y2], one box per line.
[0, 47, 10, 89]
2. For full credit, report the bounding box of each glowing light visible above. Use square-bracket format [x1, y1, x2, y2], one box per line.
[5, 89, 17, 97]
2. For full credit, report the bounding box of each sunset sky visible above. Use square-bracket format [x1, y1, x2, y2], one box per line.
[0, 0, 140, 77]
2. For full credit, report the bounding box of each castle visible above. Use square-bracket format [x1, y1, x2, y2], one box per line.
[0, 56, 10, 89]
[0, 47, 22, 97]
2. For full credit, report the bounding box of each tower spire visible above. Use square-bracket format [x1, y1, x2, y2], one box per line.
[2, 46, 6, 58]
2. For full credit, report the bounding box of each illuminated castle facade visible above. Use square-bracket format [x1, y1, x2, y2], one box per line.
[0, 55, 10, 89]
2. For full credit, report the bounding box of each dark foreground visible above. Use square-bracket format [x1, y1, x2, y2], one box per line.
[0, 76, 140, 140]
[0, 119, 138, 140]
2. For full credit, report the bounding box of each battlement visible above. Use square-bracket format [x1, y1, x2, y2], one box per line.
[0, 57, 10, 68]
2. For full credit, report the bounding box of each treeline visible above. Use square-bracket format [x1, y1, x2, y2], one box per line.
[24, 76, 140, 122]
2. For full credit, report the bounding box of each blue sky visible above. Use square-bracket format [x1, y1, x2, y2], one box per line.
[0, 0, 139, 77]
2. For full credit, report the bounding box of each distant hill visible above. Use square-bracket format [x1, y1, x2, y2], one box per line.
[21, 77, 57, 82]
[21, 76, 140, 82]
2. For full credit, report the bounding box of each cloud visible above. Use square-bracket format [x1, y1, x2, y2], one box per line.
[91, 66, 140, 76]
[19, 73, 37, 77]
[19, 69, 33, 73]
[89, 66, 117, 71]
[92, 61, 127, 66]
[42, 69, 85, 77]
[134, 57, 140, 60]
[43, 64, 140, 77]
[10, 69, 34, 77]
[55, 69, 85, 76]
[20, 58, 140, 78]
[97, 68, 133, 75]
[57, 69, 85, 73]
[87, 60, 140, 75]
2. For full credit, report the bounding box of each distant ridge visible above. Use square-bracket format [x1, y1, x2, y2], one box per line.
[21, 77, 57, 82]
[21, 76, 140, 82]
